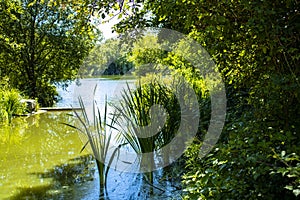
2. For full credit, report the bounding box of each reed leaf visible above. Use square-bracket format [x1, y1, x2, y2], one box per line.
[64, 89, 119, 197]
[112, 80, 182, 189]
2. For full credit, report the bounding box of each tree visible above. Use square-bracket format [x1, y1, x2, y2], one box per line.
[96, 0, 300, 198]
[0, 0, 101, 106]
[79, 38, 133, 77]
[127, 34, 167, 76]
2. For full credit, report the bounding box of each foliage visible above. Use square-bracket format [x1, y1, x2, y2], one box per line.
[112, 79, 182, 187]
[271, 151, 300, 197]
[127, 35, 167, 76]
[98, 0, 300, 199]
[125, 34, 212, 141]
[79, 38, 133, 77]
[0, 78, 26, 123]
[0, 0, 101, 106]
[182, 128, 299, 199]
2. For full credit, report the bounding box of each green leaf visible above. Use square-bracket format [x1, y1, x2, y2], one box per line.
[262, 46, 267, 54]
[293, 189, 300, 197]
[284, 185, 293, 191]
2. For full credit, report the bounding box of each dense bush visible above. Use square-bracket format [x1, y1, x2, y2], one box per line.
[179, 0, 300, 198]
[182, 123, 299, 199]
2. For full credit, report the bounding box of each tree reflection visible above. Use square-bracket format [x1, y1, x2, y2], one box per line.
[0, 111, 92, 199]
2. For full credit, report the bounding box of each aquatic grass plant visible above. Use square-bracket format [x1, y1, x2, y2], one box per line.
[63, 94, 117, 198]
[112, 80, 182, 192]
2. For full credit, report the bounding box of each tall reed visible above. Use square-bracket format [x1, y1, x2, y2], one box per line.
[112, 80, 181, 192]
[64, 94, 117, 198]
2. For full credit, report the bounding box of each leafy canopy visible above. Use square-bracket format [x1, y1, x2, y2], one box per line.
[0, 0, 102, 106]
[96, 0, 300, 198]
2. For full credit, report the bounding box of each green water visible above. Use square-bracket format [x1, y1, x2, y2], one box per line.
[0, 112, 92, 199]
[0, 78, 184, 199]
[0, 112, 182, 200]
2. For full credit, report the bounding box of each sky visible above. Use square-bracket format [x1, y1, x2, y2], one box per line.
[97, 15, 120, 40]
[96, 1, 143, 40]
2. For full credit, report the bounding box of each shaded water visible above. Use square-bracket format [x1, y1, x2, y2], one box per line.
[0, 78, 183, 199]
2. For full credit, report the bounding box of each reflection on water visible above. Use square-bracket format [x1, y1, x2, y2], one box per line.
[0, 118, 29, 145]
[56, 78, 135, 108]
[9, 155, 95, 200]
[0, 78, 183, 199]
[0, 112, 92, 199]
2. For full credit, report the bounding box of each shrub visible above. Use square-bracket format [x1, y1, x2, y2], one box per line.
[182, 111, 299, 199]
[0, 78, 26, 123]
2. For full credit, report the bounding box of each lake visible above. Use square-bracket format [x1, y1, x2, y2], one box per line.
[55, 78, 135, 108]
[0, 78, 182, 199]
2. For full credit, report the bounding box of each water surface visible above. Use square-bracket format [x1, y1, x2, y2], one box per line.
[56, 78, 135, 108]
[0, 112, 93, 199]
[0, 78, 183, 199]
